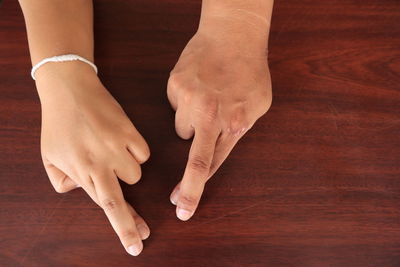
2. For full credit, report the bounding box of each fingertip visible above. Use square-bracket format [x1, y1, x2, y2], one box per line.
[138, 147, 151, 164]
[137, 224, 150, 240]
[170, 188, 179, 206]
[126, 241, 143, 256]
[126, 144, 150, 165]
[176, 207, 193, 221]
[125, 203, 150, 240]
[176, 130, 194, 140]
[54, 178, 80, 193]
[174, 188, 201, 221]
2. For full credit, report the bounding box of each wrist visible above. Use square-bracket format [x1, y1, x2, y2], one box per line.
[200, 0, 271, 26]
[35, 60, 101, 103]
[198, 2, 271, 57]
[35, 59, 99, 87]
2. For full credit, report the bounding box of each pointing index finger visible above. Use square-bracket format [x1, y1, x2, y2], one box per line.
[176, 125, 220, 221]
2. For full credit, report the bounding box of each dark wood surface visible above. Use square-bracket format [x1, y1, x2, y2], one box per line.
[1, 0, 400, 266]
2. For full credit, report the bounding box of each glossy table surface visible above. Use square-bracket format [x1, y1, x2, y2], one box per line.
[1, 0, 399, 266]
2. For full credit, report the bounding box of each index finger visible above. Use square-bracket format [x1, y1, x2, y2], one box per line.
[91, 169, 143, 256]
[176, 125, 220, 221]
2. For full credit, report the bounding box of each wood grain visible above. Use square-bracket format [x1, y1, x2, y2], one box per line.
[0, 0, 399, 266]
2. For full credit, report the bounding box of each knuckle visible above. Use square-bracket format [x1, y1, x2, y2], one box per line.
[260, 95, 272, 115]
[130, 169, 142, 185]
[168, 73, 182, 92]
[100, 197, 123, 212]
[125, 135, 151, 165]
[189, 156, 210, 172]
[80, 151, 97, 170]
[175, 126, 193, 140]
[132, 145, 150, 165]
[140, 145, 151, 163]
[182, 90, 193, 104]
[258, 87, 273, 115]
[119, 229, 140, 241]
[53, 175, 69, 193]
[54, 184, 67, 193]
[228, 109, 249, 135]
[200, 98, 219, 122]
[179, 194, 199, 207]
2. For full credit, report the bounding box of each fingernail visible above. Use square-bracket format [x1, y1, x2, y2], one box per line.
[75, 184, 81, 188]
[170, 191, 179, 205]
[127, 244, 141, 256]
[170, 188, 179, 205]
[177, 207, 193, 221]
[137, 224, 149, 240]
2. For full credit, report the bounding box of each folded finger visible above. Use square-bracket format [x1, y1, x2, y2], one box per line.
[170, 182, 180, 206]
[208, 132, 242, 179]
[114, 150, 142, 185]
[43, 158, 79, 193]
[79, 177, 100, 205]
[175, 107, 194, 140]
[126, 128, 151, 164]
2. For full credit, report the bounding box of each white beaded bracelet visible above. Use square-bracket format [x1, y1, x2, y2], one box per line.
[30, 54, 98, 80]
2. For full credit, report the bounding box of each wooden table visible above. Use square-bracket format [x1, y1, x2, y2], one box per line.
[1, 0, 399, 266]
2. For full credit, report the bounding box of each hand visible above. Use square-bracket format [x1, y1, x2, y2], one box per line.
[36, 62, 150, 256]
[167, 14, 272, 221]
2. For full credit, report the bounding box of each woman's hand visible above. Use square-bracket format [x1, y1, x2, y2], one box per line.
[36, 62, 150, 256]
[167, 12, 273, 221]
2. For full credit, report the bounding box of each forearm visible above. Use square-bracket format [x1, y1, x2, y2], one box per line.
[199, 0, 274, 54]
[19, 0, 94, 80]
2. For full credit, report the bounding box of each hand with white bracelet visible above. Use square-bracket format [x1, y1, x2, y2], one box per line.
[19, 0, 150, 256]
[37, 61, 150, 256]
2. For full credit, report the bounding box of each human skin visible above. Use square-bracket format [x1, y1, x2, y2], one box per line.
[19, 0, 150, 256]
[18, 0, 273, 257]
[168, 0, 274, 221]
